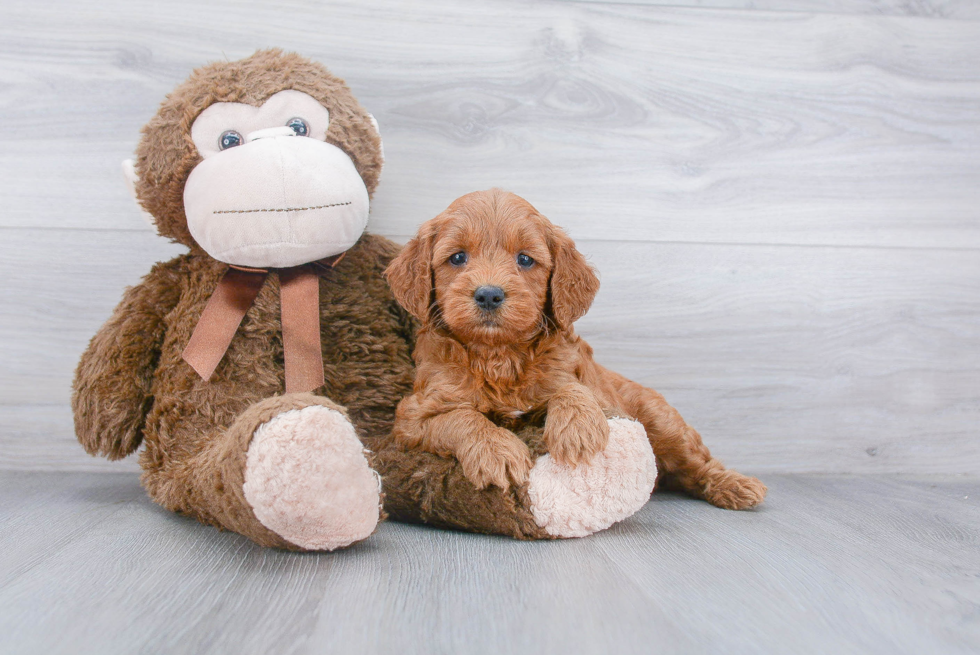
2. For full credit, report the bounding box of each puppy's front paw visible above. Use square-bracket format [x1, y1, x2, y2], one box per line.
[544, 400, 610, 468]
[702, 470, 767, 510]
[457, 428, 533, 490]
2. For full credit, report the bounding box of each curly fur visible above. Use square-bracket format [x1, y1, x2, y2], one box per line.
[73, 52, 561, 547]
[134, 49, 384, 248]
[385, 189, 767, 510]
[73, 233, 417, 548]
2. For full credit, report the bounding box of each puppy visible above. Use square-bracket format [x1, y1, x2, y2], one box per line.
[384, 189, 766, 510]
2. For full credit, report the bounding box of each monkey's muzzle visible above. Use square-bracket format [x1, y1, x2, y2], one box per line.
[183, 135, 369, 269]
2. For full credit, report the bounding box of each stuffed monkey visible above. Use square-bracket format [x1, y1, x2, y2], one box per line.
[73, 50, 655, 550]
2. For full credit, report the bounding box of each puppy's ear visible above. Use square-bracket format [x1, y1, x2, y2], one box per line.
[385, 223, 435, 322]
[548, 225, 599, 330]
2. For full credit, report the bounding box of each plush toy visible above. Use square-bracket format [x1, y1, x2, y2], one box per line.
[72, 50, 656, 550]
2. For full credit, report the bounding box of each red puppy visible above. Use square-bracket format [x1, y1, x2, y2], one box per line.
[385, 189, 766, 509]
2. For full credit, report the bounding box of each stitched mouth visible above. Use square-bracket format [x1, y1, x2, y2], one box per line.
[213, 201, 352, 215]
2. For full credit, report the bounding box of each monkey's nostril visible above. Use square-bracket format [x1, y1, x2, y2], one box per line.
[474, 285, 506, 311]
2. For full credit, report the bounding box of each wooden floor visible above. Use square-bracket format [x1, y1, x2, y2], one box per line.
[0, 471, 977, 655]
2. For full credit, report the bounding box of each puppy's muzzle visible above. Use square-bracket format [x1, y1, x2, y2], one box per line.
[474, 285, 505, 312]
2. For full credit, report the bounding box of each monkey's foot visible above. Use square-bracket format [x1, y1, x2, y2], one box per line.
[243, 405, 381, 550]
[527, 417, 656, 538]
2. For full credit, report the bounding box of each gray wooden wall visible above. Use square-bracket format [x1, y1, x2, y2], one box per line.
[1, 0, 977, 475]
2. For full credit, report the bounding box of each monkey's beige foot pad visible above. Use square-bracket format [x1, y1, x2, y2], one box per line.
[243, 406, 381, 551]
[528, 418, 656, 538]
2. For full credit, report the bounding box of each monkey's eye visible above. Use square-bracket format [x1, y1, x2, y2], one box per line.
[449, 252, 467, 266]
[218, 130, 243, 150]
[286, 117, 309, 136]
[517, 253, 534, 268]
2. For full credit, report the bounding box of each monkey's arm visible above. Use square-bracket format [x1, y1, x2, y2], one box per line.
[72, 257, 185, 459]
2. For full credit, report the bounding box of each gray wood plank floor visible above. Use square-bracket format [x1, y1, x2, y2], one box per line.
[1, 471, 977, 655]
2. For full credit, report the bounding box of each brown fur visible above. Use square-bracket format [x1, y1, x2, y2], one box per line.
[385, 189, 767, 509]
[74, 233, 418, 549]
[134, 48, 383, 249]
[73, 51, 555, 547]
[72, 51, 407, 549]
[373, 413, 552, 539]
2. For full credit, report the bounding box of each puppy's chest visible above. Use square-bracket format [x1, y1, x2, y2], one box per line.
[478, 389, 536, 418]
[464, 364, 557, 417]
[472, 378, 550, 437]
[455, 340, 580, 415]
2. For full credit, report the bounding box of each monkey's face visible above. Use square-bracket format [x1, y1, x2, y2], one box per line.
[182, 89, 369, 269]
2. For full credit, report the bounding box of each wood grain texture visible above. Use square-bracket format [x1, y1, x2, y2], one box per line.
[0, 471, 977, 654]
[559, 0, 980, 20]
[1, 2, 975, 650]
[2, 228, 976, 473]
[0, 0, 977, 475]
[0, 406, 140, 473]
[1, 0, 979, 247]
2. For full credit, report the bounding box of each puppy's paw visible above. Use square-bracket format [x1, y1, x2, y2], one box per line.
[544, 398, 610, 468]
[457, 428, 533, 490]
[702, 469, 767, 510]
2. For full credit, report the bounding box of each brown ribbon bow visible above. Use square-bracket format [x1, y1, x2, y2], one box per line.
[181, 253, 345, 394]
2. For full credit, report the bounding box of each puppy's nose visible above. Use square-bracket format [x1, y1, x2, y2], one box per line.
[474, 285, 505, 311]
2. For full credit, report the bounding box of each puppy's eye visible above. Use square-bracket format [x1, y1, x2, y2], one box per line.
[449, 251, 468, 266]
[517, 253, 534, 268]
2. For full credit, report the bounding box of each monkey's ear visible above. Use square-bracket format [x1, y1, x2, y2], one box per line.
[548, 225, 599, 330]
[384, 224, 435, 322]
[368, 114, 384, 164]
[121, 159, 157, 228]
